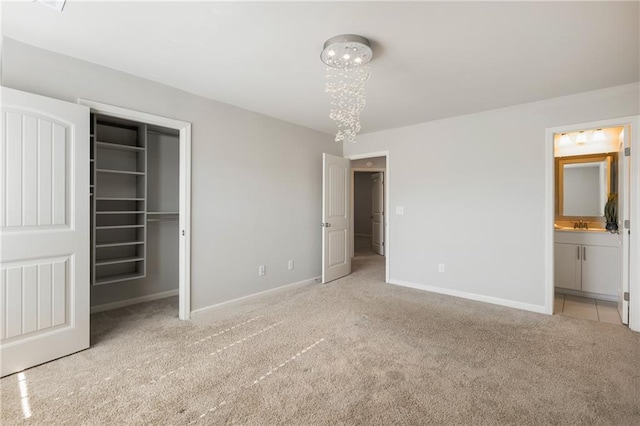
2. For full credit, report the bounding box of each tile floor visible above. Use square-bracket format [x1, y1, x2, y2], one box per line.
[554, 293, 623, 325]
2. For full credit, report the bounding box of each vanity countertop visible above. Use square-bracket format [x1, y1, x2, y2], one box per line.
[554, 226, 607, 233]
[555, 228, 620, 246]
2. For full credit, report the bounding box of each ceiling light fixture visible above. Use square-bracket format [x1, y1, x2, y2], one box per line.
[321, 34, 373, 143]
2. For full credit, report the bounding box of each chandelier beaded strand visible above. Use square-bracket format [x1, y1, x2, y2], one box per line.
[321, 34, 373, 143]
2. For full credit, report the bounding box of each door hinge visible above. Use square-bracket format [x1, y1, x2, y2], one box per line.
[624, 147, 631, 157]
[624, 220, 630, 230]
[624, 292, 629, 302]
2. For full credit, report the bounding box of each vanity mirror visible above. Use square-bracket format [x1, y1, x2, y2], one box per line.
[555, 153, 617, 223]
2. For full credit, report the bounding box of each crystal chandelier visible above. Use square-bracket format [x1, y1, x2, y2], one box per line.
[321, 35, 373, 143]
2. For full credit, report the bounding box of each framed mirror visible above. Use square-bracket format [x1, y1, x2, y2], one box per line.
[555, 153, 617, 223]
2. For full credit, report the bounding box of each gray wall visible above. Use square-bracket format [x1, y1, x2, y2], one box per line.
[1, 38, 340, 311]
[345, 83, 639, 310]
[354, 172, 375, 236]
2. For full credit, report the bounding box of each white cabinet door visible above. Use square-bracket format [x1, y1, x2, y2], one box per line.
[582, 245, 620, 296]
[371, 172, 384, 255]
[554, 243, 581, 290]
[1, 87, 90, 377]
[322, 153, 351, 283]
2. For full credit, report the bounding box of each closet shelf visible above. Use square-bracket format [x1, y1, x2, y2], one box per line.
[95, 256, 144, 266]
[95, 272, 145, 286]
[147, 212, 179, 215]
[96, 141, 145, 152]
[96, 224, 144, 230]
[96, 241, 144, 248]
[97, 168, 145, 176]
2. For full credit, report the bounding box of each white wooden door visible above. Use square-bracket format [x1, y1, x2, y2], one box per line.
[371, 172, 384, 255]
[618, 125, 630, 324]
[1, 87, 90, 377]
[554, 243, 581, 291]
[322, 153, 351, 283]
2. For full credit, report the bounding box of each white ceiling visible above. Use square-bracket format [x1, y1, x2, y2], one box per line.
[3, 1, 639, 135]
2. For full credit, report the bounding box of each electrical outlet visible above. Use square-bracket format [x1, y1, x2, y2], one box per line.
[288, 260, 294, 270]
[438, 263, 445, 273]
[258, 265, 266, 276]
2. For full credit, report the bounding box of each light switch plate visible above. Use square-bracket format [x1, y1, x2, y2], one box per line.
[396, 206, 404, 215]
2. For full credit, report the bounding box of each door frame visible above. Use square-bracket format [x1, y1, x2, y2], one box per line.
[347, 151, 390, 283]
[544, 116, 639, 332]
[78, 100, 192, 320]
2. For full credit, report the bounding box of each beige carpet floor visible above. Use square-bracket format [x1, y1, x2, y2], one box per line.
[2, 250, 640, 425]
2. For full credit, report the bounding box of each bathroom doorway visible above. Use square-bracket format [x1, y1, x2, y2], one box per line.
[546, 117, 639, 330]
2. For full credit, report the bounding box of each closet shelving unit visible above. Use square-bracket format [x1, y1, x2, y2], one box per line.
[91, 114, 147, 285]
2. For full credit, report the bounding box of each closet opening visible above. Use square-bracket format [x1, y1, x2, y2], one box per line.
[80, 100, 192, 320]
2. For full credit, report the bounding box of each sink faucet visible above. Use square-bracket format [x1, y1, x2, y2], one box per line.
[573, 220, 588, 229]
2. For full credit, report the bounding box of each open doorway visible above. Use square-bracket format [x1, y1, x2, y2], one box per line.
[547, 119, 635, 328]
[353, 170, 384, 257]
[350, 155, 388, 277]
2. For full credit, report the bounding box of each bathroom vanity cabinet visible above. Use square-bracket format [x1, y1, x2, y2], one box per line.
[554, 230, 620, 298]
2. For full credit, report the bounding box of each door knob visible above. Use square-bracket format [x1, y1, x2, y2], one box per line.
[321, 222, 331, 227]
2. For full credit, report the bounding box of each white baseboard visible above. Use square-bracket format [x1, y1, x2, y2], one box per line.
[555, 288, 617, 302]
[388, 279, 547, 315]
[191, 276, 320, 318]
[90, 289, 179, 314]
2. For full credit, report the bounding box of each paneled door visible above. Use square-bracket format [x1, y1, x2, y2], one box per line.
[322, 153, 351, 283]
[371, 172, 384, 255]
[1, 87, 90, 377]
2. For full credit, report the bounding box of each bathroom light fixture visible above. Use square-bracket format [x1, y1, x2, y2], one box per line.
[575, 131, 587, 146]
[592, 128, 605, 142]
[559, 133, 571, 145]
[322, 34, 373, 143]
